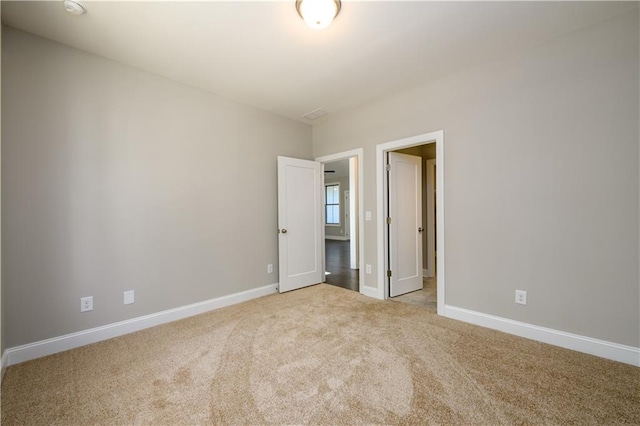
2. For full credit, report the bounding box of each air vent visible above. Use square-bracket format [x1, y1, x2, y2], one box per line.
[302, 109, 328, 120]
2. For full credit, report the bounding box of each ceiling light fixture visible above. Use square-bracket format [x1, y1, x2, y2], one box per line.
[63, 0, 86, 16]
[296, 0, 341, 30]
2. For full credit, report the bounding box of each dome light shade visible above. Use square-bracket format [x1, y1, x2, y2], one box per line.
[296, 0, 341, 30]
[63, 0, 86, 15]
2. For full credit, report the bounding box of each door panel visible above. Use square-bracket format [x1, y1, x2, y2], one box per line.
[389, 152, 423, 297]
[277, 156, 323, 292]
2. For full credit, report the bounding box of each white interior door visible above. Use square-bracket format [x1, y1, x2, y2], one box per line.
[277, 156, 324, 293]
[389, 152, 423, 297]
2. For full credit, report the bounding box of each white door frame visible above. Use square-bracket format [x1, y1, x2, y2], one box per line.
[348, 158, 358, 269]
[376, 131, 445, 315]
[344, 190, 350, 240]
[316, 148, 365, 295]
[425, 159, 436, 278]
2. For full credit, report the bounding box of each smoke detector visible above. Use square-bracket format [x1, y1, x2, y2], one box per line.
[63, 0, 86, 15]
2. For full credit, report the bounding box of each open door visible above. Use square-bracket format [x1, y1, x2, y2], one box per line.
[277, 156, 324, 292]
[388, 152, 423, 297]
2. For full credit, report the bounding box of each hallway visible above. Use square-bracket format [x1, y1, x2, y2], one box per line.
[324, 240, 358, 292]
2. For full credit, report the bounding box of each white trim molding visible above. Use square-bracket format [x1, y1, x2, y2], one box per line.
[1, 351, 8, 381]
[443, 305, 640, 367]
[4, 283, 278, 367]
[325, 235, 349, 241]
[360, 284, 383, 300]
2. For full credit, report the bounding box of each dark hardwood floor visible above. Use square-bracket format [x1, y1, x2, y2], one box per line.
[324, 240, 359, 292]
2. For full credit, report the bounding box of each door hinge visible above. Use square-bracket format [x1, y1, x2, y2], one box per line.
[386, 164, 391, 172]
[386, 217, 391, 225]
[387, 270, 392, 277]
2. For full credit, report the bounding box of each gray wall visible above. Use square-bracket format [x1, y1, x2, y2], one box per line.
[312, 12, 640, 347]
[2, 27, 312, 348]
[324, 176, 349, 238]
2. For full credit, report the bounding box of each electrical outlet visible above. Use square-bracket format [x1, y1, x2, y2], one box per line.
[267, 264, 273, 274]
[81, 296, 93, 312]
[124, 290, 134, 305]
[515, 290, 527, 305]
[365, 211, 372, 221]
[365, 264, 372, 274]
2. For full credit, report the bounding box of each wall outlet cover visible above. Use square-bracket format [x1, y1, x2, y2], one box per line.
[515, 290, 527, 305]
[81, 296, 93, 312]
[124, 290, 134, 305]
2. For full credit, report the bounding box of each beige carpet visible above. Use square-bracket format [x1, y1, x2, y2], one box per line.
[2, 284, 639, 425]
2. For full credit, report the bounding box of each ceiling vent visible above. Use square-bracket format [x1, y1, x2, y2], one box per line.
[302, 109, 327, 120]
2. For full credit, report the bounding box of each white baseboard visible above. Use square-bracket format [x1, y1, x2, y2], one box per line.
[1, 350, 8, 381]
[325, 236, 349, 241]
[443, 305, 640, 367]
[360, 285, 383, 300]
[5, 283, 278, 367]
[422, 269, 436, 278]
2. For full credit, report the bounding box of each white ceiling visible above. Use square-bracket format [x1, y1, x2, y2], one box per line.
[2, 1, 636, 123]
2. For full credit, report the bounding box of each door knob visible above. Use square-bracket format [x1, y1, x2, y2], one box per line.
[280, 229, 288, 234]
[418, 227, 424, 233]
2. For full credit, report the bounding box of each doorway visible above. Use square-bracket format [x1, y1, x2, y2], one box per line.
[376, 131, 444, 315]
[386, 145, 436, 311]
[316, 149, 364, 294]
